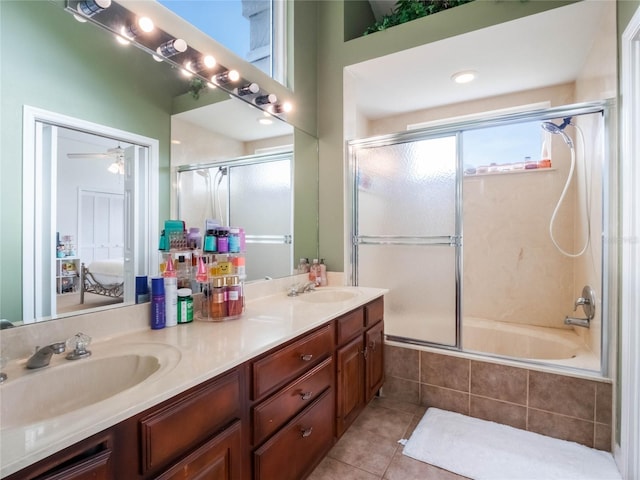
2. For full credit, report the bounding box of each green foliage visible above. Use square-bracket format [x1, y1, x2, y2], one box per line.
[364, 0, 474, 35]
[188, 78, 206, 100]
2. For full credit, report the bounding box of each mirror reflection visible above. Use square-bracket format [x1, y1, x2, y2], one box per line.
[1, 0, 318, 328]
[172, 96, 296, 281]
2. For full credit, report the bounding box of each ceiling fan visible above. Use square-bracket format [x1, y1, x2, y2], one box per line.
[66, 146, 124, 160]
[67, 146, 125, 174]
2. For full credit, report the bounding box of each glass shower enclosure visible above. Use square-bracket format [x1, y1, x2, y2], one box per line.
[351, 134, 461, 347]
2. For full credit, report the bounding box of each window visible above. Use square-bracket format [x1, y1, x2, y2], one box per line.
[462, 121, 550, 175]
[159, 0, 288, 85]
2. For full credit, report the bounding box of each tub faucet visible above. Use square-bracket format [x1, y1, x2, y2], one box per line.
[564, 316, 590, 328]
[26, 342, 66, 369]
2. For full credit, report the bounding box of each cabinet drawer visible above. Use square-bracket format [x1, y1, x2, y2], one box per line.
[365, 296, 384, 327]
[253, 357, 333, 445]
[140, 370, 240, 475]
[336, 307, 364, 345]
[156, 420, 242, 480]
[252, 325, 334, 400]
[253, 389, 334, 480]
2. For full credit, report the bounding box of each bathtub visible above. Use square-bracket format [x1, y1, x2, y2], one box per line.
[462, 317, 600, 371]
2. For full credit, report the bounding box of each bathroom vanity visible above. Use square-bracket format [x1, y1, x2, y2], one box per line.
[0, 283, 386, 480]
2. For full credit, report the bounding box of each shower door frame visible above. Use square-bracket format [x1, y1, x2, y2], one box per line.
[348, 100, 615, 374]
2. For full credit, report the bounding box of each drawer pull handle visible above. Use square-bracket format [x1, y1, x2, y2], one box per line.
[300, 391, 313, 400]
[300, 427, 313, 438]
[300, 354, 313, 361]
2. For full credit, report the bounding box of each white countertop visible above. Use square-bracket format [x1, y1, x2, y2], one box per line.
[0, 283, 386, 478]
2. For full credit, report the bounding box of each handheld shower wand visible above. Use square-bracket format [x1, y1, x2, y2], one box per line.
[541, 117, 573, 147]
[541, 117, 590, 258]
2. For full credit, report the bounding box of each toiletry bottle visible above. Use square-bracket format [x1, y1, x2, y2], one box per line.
[150, 277, 166, 329]
[210, 276, 227, 319]
[177, 288, 193, 324]
[164, 277, 178, 327]
[135, 275, 149, 303]
[309, 259, 320, 285]
[319, 259, 327, 286]
[228, 228, 240, 253]
[297, 258, 308, 274]
[539, 140, 552, 168]
[226, 275, 243, 316]
[195, 255, 209, 283]
[176, 255, 190, 288]
[216, 228, 229, 253]
[187, 227, 202, 249]
[203, 229, 217, 253]
[163, 255, 177, 278]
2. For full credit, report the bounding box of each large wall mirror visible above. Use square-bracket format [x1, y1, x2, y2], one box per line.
[1, 0, 318, 327]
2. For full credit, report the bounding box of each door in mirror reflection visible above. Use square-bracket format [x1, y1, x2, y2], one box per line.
[22, 106, 159, 325]
[177, 152, 293, 281]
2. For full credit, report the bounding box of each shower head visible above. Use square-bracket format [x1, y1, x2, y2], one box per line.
[541, 117, 573, 148]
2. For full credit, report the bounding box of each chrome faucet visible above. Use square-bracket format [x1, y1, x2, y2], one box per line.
[564, 316, 590, 328]
[564, 285, 596, 329]
[287, 281, 317, 296]
[26, 342, 66, 369]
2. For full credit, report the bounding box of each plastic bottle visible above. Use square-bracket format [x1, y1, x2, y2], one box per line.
[539, 140, 552, 168]
[177, 288, 193, 324]
[216, 228, 229, 253]
[319, 259, 328, 287]
[135, 275, 149, 304]
[297, 258, 308, 274]
[150, 277, 165, 330]
[176, 255, 191, 288]
[164, 277, 178, 327]
[203, 229, 217, 253]
[309, 259, 320, 285]
[228, 228, 240, 253]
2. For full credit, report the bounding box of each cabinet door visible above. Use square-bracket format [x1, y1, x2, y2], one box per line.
[365, 321, 385, 403]
[39, 450, 112, 480]
[336, 335, 364, 437]
[254, 389, 333, 480]
[156, 420, 242, 480]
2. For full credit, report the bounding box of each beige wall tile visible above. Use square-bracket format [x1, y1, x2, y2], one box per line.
[594, 423, 612, 452]
[382, 376, 420, 404]
[595, 382, 613, 425]
[385, 344, 419, 381]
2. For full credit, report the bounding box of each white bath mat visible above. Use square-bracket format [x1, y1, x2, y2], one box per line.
[402, 408, 621, 480]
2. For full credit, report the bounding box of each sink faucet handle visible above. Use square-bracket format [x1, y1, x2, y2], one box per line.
[66, 332, 92, 360]
[574, 296, 589, 310]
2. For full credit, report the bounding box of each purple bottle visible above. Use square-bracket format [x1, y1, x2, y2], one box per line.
[150, 277, 166, 330]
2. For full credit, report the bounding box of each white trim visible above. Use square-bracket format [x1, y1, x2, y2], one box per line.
[22, 106, 159, 322]
[618, 6, 640, 479]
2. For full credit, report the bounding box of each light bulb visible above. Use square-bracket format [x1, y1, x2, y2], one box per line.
[236, 83, 259, 96]
[203, 55, 216, 69]
[212, 70, 240, 85]
[108, 162, 120, 174]
[255, 93, 277, 105]
[156, 38, 187, 58]
[137, 16, 154, 33]
[76, 0, 111, 17]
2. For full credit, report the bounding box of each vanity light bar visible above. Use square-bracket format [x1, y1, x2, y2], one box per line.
[64, 0, 288, 118]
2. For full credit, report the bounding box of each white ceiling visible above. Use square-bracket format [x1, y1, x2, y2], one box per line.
[173, 96, 293, 143]
[349, 0, 609, 119]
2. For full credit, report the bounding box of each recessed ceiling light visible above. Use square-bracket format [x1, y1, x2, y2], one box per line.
[451, 70, 477, 84]
[171, 139, 181, 145]
[258, 117, 273, 126]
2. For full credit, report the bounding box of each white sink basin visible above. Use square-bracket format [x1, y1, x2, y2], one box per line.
[0, 343, 180, 430]
[298, 289, 360, 303]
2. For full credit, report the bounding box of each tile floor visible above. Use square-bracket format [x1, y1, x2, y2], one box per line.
[308, 397, 469, 480]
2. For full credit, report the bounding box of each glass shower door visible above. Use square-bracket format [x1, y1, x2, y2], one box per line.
[352, 134, 460, 346]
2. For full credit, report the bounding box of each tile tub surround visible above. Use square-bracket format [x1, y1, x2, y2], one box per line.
[383, 344, 613, 451]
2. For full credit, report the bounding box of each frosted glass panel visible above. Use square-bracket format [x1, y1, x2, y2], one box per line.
[177, 168, 228, 230]
[229, 159, 291, 234]
[245, 243, 292, 280]
[358, 244, 457, 346]
[356, 136, 456, 237]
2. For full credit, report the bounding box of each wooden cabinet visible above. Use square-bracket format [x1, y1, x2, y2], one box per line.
[250, 325, 335, 480]
[336, 297, 385, 438]
[5, 432, 114, 480]
[139, 371, 241, 478]
[9, 295, 385, 480]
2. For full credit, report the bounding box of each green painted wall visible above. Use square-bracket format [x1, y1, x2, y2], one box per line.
[0, 0, 175, 322]
[316, 0, 578, 272]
